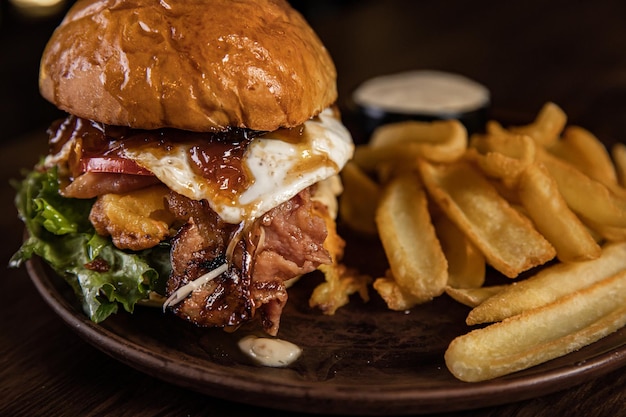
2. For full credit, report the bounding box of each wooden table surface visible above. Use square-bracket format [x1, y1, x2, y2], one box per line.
[1, 1, 626, 416]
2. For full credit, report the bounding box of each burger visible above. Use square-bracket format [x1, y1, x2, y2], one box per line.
[11, 0, 355, 336]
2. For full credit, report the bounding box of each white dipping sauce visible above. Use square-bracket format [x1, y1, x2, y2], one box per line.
[353, 70, 490, 116]
[238, 335, 302, 367]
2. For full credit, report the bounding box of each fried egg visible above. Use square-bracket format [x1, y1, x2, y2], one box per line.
[123, 107, 354, 224]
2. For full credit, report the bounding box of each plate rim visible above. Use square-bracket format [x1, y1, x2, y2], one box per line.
[25, 256, 626, 415]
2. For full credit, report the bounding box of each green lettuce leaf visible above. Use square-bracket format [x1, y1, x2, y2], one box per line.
[10, 167, 171, 323]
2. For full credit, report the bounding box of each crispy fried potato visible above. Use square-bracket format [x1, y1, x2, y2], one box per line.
[433, 214, 485, 289]
[353, 119, 467, 175]
[580, 216, 626, 242]
[486, 177, 521, 205]
[466, 241, 626, 325]
[516, 163, 601, 263]
[352, 144, 421, 176]
[373, 271, 426, 311]
[464, 149, 525, 188]
[444, 285, 508, 308]
[506, 102, 567, 147]
[311, 203, 372, 315]
[467, 133, 540, 205]
[369, 119, 468, 162]
[548, 126, 618, 188]
[611, 142, 626, 188]
[538, 149, 626, 228]
[418, 159, 555, 278]
[374, 172, 448, 308]
[338, 161, 381, 235]
[311, 263, 372, 315]
[485, 119, 507, 136]
[89, 185, 175, 251]
[446, 269, 626, 382]
[467, 133, 536, 186]
[470, 132, 537, 163]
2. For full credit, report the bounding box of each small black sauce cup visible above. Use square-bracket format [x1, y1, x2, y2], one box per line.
[345, 71, 491, 144]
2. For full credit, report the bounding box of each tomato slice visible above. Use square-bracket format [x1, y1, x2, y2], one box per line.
[79, 156, 154, 176]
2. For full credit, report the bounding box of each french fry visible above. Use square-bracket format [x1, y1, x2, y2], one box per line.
[445, 269, 626, 382]
[369, 119, 468, 162]
[466, 241, 626, 325]
[353, 119, 467, 173]
[418, 158, 556, 278]
[469, 132, 537, 164]
[548, 125, 618, 188]
[444, 285, 508, 308]
[487, 177, 521, 205]
[433, 214, 485, 289]
[580, 216, 626, 242]
[516, 163, 601, 263]
[373, 271, 426, 311]
[353, 119, 468, 184]
[467, 131, 601, 263]
[507, 102, 567, 147]
[468, 133, 536, 181]
[611, 142, 626, 187]
[485, 119, 507, 136]
[465, 148, 527, 188]
[538, 149, 626, 228]
[338, 161, 380, 235]
[373, 172, 448, 308]
[352, 144, 422, 176]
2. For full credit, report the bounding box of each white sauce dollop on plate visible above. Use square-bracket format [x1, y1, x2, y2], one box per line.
[238, 335, 302, 367]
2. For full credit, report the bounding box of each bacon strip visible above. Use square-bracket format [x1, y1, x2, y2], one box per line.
[165, 188, 331, 335]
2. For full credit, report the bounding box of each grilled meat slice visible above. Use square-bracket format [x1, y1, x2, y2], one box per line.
[165, 188, 331, 335]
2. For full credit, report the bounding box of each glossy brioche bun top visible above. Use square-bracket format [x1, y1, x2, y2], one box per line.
[39, 0, 337, 132]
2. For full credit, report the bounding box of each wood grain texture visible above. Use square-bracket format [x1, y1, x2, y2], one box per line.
[2, 1, 626, 416]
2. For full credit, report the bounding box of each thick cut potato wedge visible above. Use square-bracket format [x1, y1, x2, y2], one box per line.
[466, 241, 626, 325]
[548, 125, 618, 187]
[444, 285, 508, 308]
[373, 172, 448, 308]
[506, 102, 567, 147]
[418, 159, 555, 278]
[446, 269, 626, 382]
[516, 163, 601, 263]
[352, 119, 468, 181]
[611, 142, 626, 188]
[368, 119, 467, 163]
[433, 214, 485, 289]
[538, 149, 626, 228]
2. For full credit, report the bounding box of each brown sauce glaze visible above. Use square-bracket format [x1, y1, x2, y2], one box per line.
[47, 115, 269, 197]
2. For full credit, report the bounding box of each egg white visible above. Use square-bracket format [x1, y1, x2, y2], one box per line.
[122, 107, 354, 224]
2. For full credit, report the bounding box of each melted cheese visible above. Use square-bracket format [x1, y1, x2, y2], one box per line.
[123, 107, 353, 223]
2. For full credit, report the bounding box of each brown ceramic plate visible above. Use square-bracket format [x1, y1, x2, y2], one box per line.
[25, 226, 626, 416]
